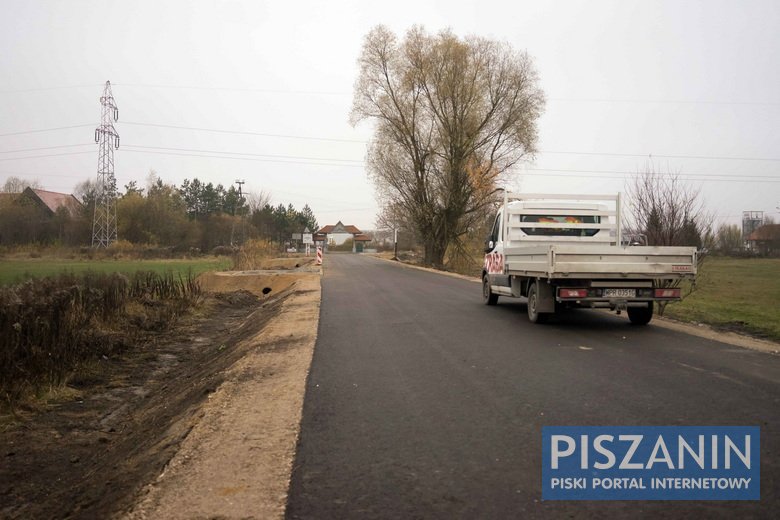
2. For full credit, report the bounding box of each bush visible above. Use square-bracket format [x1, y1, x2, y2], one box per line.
[232, 239, 275, 270]
[107, 239, 135, 258]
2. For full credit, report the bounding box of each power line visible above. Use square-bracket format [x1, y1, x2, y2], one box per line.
[0, 170, 91, 179]
[2, 120, 777, 163]
[0, 124, 94, 137]
[122, 144, 780, 181]
[121, 148, 366, 168]
[0, 151, 94, 161]
[0, 143, 93, 154]
[523, 167, 779, 180]
[6, 143, 773, 183]
[541, 150, 780, 162]
[2, 142, 777, 184]
[0, 84, 101, 93]
[548, 97, 780, 107]
[121, 121, 367, 143]
[114, 83, 349, 96]
[123, 144, 364, 163]
[520, 171, 780, 183]
[122, 121, 780, 162]
[10, 81, 777, 106]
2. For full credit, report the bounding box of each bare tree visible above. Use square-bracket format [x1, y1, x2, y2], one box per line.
[246, 189, 272, 213]
[716, 224, 742, 255]
[2, 176, 42, 193]
[74, 179, 100, 206]
[623, 163, 712, 314]
[352, 25, 545, 267]
[624, 164, 711, 248]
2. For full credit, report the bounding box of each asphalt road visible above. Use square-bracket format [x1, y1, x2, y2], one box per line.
[286, 254, 779, 519]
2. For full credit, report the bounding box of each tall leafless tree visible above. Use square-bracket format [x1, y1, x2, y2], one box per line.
[624, 163, 711, 248]
[715, 223, 742, 255]
[352, 25, 545, 266]
[1, 176, 41, 193]
[623, 163, 712, 314]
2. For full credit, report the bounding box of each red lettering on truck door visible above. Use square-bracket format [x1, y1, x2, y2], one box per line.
[484, 252, 504, 274]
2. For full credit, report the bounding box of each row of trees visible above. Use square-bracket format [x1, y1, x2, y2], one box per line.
[0, 175, 318, 252]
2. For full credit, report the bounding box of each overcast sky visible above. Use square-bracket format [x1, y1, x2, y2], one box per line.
[1, 0, 778, 230]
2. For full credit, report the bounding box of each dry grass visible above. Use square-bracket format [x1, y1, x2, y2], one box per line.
[663, 257, 780, 341]
[0, 271, 201, 411]
[231, 239, 277, 270]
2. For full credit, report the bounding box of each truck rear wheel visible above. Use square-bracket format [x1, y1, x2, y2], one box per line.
[627, 302, 653, 325]
[527, 284, 548, 323]
[482, 274, 498, 305]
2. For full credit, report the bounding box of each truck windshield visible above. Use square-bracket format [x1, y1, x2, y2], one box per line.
[520, 215, 601, 237]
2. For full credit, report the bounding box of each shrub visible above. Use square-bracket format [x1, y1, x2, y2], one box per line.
[107, 239, 135, 258]
[232, 239, 275, 270]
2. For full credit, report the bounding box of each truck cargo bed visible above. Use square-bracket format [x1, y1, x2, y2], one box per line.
[503, 244, 697, 280]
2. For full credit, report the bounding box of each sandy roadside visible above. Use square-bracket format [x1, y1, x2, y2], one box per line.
[124, 272, 320, 520]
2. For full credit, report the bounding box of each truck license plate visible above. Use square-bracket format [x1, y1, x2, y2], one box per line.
[604, 288, 635, 298]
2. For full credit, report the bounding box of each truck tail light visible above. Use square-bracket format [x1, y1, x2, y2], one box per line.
[654, 288, 681, 298]
[560, 288, 588, 298]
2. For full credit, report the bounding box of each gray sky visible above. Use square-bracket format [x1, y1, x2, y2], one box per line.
[1, 0, 778, 230]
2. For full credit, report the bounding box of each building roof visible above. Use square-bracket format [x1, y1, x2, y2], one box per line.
[23, 188, 83, 217]
[317, 220, 363, 235]
[747, 224, 780, 241]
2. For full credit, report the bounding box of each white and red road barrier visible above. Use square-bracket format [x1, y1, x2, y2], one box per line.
[316, 246, 323, 265]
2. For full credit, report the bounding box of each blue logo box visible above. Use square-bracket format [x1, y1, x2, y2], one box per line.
[542, 426, 760, 500]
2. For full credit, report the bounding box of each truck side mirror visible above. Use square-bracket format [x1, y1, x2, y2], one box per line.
[484, 239, 494, 253]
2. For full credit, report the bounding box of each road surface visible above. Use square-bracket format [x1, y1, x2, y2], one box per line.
[287, 254, 779, 518]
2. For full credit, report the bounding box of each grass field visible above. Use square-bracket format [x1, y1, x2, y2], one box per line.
[0, 257, 232, 286]
[663, 257, 780, 342]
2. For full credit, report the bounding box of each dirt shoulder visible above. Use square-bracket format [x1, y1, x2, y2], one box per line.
[0, 265, 321, 520]
[125, 272, 320, 519]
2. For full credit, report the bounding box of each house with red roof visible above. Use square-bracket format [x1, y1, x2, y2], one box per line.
[314, 220, 372, 252]
[0, 187, 84, 244]
[19, 187, 83, 217]
[746, 224, 780, 256]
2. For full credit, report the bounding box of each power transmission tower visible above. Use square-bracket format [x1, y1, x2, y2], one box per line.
[92, 80, 120, 248]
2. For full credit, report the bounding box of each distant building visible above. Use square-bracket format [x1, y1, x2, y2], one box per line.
[746, 224, 780, 256]
[0, 188, 84, 245]
[19, 187, 83, 217]
[314, 220, 372, 252]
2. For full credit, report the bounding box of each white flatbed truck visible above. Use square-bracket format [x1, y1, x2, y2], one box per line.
[481, 192, 697, 325]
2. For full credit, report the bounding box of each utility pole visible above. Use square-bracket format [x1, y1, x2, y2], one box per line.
[92, 81, 120, 248]
[233, 179, 246, 245]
